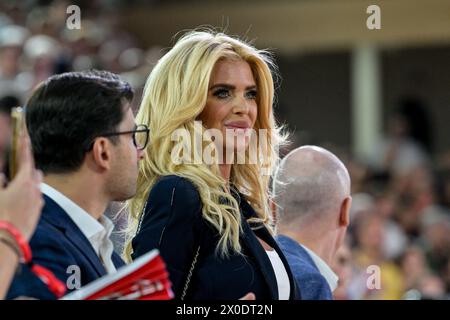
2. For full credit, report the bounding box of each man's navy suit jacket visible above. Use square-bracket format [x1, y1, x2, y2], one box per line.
[7, 195, 124, 299]
[276, 235, 333, 300]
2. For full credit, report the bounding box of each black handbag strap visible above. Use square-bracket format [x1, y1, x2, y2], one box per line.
[180, 244, 201, 300]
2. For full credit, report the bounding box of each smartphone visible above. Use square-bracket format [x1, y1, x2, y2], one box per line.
[8, 107, 25, 180]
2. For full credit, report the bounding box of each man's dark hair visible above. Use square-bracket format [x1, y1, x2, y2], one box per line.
[26, 70, 134, 174]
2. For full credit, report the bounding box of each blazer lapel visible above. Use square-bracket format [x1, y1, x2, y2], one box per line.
[112, 252, 125, 269]
[42, 195, 107, 278]
[238, 198, 279, 300]
[64, 225, 107, 277]
[256, 229, 300, 300]
[238, 194, 300, 300]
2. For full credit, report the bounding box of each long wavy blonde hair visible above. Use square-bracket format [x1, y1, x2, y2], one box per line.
[125, 29, 286, 260]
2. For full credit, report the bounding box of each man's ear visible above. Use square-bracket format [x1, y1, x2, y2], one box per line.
[91, 138, 112, 171]
[339, 196, 352, 228]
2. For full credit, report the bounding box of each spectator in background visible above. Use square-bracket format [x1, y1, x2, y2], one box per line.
[273, 145, 352, 300]
[400, 245, 431, 293]
[419, 209, 450, 279]
[350, 213, 404, 299]
[370, 97, 432, 177]
[23, 34, 61, 89]
[373, 192, 408, 260]
[0, 24, 31, 100]
[393, 166, 436, 238]
[416, 274, 447, 299]
[331, 241, 353, 300]
[444, 259, 450, 298]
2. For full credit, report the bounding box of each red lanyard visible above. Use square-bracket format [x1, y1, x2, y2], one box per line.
[0, 221, 66, 298]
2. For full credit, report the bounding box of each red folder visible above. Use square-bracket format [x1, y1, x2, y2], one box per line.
[61, 249, 173, 300]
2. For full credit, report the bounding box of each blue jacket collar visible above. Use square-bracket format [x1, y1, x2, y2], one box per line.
[276, 234, 319, 272]
[41, 195, 109, 277]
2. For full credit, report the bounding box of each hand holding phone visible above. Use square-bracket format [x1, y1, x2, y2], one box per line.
[8, 107, 24, 181]
[0, 122, 44, 240]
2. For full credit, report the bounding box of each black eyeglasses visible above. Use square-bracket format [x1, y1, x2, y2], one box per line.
[87, 124, 150, 151]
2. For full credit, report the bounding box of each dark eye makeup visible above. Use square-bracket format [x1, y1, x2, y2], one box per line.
[213, 88, 230, 99]
[211, 87, 257, 100]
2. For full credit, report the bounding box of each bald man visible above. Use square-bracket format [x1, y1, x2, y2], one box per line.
[273, 146, 352, 300]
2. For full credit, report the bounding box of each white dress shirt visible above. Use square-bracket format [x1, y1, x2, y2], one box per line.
[41, 183, 117, 274]
[301, 244, 338, 292]
[266, 250, 291, 300]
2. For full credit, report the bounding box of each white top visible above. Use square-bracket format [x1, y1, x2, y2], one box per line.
[266, 250, 290, 300]
[301, 244, 339, 292]
[41, 183, 117, 274]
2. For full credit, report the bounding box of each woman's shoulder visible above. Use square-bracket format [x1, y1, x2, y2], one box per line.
[148, 175, 201, 208]
[152, 174, 199, 192]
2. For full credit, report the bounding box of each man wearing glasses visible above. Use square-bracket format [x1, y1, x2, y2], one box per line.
[7, 70, 148, 299]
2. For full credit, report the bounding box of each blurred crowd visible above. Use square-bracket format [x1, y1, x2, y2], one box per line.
[1, 0, 449, 300]
[0, 0, 161, 113]
[317, 99, 450, 300]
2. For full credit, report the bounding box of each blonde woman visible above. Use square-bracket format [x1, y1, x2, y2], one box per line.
[127, 30, 298, 300]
